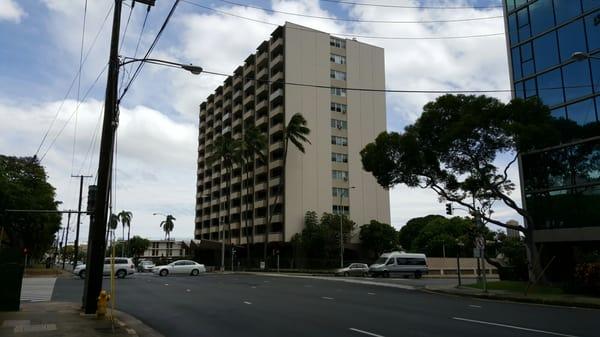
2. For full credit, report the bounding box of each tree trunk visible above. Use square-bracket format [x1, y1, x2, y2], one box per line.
[523, 228, 544, 283]
[127, 225, 131, 256]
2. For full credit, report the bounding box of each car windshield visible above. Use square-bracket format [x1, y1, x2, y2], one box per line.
[374, 257, 387, 264]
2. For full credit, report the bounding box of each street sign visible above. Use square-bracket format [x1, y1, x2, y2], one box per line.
[260, 261, 265, 270]
[475, 236, 485, 249]
[473, 248, 483, 258]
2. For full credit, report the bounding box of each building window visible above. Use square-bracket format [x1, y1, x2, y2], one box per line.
[332, 205, 350, 215]
[537, 68, 564, 107]
[331, 136, 348, 146]
[529, 0, 555, 36]
[331, 119, 348, 129]
[520, 42, 534, 77]
[330, 54, 346, 64]
[330, 102, 347, 113]
[532, 32, 559, 72]
[331, 87, 347, 97]
[332, 187, 349, 197]
[517, 7, 531, 41]
[330, 70, 347, 80]
[332, 170, 349, 181]
[557, 19, 586, 63]
[331, 152, 348, 163]
[330, 37, 346, 49]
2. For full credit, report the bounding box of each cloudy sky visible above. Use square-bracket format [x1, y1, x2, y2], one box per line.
[0, 0, 518, 243]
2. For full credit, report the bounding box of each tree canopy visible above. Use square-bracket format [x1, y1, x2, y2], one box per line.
[0, 155, 61, 258]
[359, 220, 399, 258]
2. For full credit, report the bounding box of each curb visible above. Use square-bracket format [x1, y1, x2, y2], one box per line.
[111, 309, 165, 337]
[423, 287, 600, 310]
[237, 272, 415, 290]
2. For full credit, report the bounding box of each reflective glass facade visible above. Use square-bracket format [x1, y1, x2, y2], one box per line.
[505, 0, 600, 231]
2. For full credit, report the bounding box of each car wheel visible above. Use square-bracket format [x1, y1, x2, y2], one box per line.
[191, 269, 199, 276]
[79, 270, 86, 279]
[159, 269, 168, 277]
[116, 270, 127, 279]
[343, 272, 349, 277]
[363, 272, 368, 277]
[383, 271, 390, 278]
[414, 271, 422, 279]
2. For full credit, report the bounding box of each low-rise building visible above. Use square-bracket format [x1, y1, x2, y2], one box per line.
[140, 240, 189, 261]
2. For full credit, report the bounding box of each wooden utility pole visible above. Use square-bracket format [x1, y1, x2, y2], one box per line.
[71, 175, 92, 270]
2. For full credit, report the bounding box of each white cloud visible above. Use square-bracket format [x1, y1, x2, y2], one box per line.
[1, 0, 522, 242]
[0, 0, 26, 23]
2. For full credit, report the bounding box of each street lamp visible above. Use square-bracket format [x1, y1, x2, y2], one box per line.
[339, 186, 355, 268]
[120, 57, 203, 75]
[570, 51, 600, 61]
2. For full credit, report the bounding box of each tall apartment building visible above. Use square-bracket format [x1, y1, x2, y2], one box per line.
[194, 22, 390, 246]
[502, 0, 599, 277]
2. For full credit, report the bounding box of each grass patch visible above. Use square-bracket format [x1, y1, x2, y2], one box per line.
[466, 280, 564, 295]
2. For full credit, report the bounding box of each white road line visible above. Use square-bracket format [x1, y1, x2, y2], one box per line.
[452, 317, 580, 337]
[20, 278, 56, 302]
[349, 328, 385, 337]
[367, 292, 376, 295]
[243, 301, 252, 305]
[321, 296, 334, 300]
[251, 286, 257, 289]
[468, 305, 482, 308]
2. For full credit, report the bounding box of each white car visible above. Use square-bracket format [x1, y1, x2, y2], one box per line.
[73, 257, 136, 279]
[153, 260, 206, 276]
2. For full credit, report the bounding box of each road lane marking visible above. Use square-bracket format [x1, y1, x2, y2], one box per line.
[451, 317, 579, 337]
[367, 292, 376, 295]
[321, 296, 334, 300]
[251, 286, 257, 289]
[349, 328, 385, 337]
[186, 289, 191, 292]
[243, 301, 252, 305]
[468, 305, 481, 308]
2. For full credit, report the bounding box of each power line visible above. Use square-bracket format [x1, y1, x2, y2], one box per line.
[213, 0, 503, 23]
[200, 68, 595, 94]
[181, 1, 504, 40]
[35, 2, 114, 158]
[77, 105, 103, 176]
[119, 0, 181, 102]
[39, 64, 109, 162]
[319, 0, 503, 9]
[72, 0, 89, 176]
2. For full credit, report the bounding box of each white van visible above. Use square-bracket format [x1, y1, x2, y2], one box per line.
[369, 251, 428, 278]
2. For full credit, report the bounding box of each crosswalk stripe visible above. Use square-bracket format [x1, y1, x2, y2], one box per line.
[20, 278, 57, 302]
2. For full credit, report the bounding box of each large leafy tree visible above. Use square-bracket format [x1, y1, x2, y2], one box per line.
[398, 215, 445, 251]
[206, 135, 243, 245]
[128, 236, 150, 260]
[359, 220, 399, 258]
[160, 214, 176, 240]
[264, 113, 310, 259]
[295, 211, 356, 265]
[360, 95, 562, 281]
[0, 155, 61, 259]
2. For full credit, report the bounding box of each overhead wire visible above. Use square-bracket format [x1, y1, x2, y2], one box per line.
[118, 1, 135, 95]
[181, 1, 504, 40]
[35, 2, 114, 159]
[119, 0, 181, 102]
[39, 63, 109, 162]
[213, 0, 503, 23]
[319, 0, 503, 9]
[72, 0, 89, 177]
[199, 68, 596, 94]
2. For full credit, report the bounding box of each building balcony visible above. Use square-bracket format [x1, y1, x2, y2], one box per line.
[255, 99, 268, 114]
[271, 54, 283, 70]
[233, 76, 242, 87]
[243, 94, 253, 106]
[270, 88, 283, 102]
[256, 83, 267, 95]
[269, 141, 283, 151]
[256, 67, 268, 81]
[244, 80, 254, 92]
[271, 71, 284, 84]
[270, 37, 283, 52]
[256, 51, 268, 68]
[243, 109, 254, 120]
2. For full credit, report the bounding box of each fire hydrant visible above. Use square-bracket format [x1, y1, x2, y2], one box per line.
[97, 290, 110, 318]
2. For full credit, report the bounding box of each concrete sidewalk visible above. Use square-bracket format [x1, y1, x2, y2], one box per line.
[0, 302, 163, 337]
[425, 284, 600, 310]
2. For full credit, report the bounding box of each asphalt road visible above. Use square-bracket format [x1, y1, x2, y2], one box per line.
[53, 273, 596, 337]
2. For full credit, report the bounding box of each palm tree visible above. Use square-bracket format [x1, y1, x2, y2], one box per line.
[264, 113, 310, 260]
[242, 125, 267, 260]
[108, 213, 119, 247]
[118, 210, 133, 256]
[160, 214, 176, 240]
[206, 135, 243, 246]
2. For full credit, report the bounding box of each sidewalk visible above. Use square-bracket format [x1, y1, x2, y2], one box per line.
[0, 302, 163, 337]
[424, 284, 600, 310]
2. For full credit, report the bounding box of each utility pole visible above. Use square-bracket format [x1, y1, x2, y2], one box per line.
[83, 0, 122, 314]
[71, 175, 92, 270]
[62, 212, 72, 270]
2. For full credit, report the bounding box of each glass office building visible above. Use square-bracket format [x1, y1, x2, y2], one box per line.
[503, 0, 600, 279]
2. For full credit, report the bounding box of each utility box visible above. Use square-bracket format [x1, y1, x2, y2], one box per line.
[0, 248, 25, 311]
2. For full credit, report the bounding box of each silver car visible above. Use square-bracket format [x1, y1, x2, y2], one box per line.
[137, 260, 155, 272]
[334, 263, 369, 277]
[153, 260, 206, 276]
[73, 257, 136, 279]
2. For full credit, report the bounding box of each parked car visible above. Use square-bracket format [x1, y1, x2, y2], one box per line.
[73, 257, 136, 279]
[137, 260, 155, 272]
[334, 263, 369, 277]
[369, 251, 428, 278]
[153, 260, 206, 276]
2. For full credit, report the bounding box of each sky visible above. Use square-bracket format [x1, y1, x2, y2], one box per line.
[0, 0, 519, 243]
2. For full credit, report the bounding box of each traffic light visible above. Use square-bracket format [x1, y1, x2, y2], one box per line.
[445, 203, 453, 215]
[87, 185, 97, 213]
